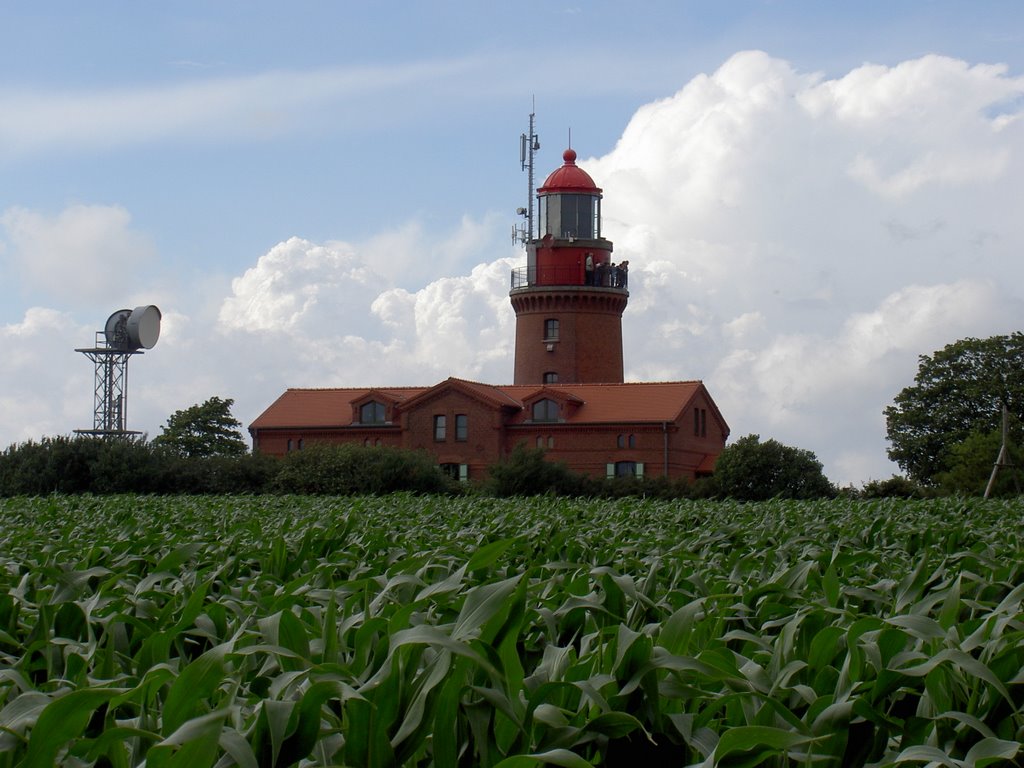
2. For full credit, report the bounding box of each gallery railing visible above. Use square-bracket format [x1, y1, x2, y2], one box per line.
[510, 265, 628, 290]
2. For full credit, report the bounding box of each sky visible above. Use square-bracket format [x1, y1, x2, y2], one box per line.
[2, 1, 1023, 486]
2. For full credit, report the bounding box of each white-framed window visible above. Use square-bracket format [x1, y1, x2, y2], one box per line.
[607, 461, 644, 479]
[441, 463, 469, 482]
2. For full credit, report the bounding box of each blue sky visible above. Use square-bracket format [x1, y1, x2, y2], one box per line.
[2, 1, 1023, 484]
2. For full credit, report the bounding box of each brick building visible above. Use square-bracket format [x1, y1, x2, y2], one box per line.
[250, 146, 730, 481]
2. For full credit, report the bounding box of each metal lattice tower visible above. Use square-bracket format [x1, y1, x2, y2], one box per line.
[75, 305, 161, 438]
[75, 333, 142, 437]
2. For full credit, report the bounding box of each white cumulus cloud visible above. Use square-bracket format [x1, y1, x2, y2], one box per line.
[1, 205, 157, 308]
[3, 51, 1023, 488]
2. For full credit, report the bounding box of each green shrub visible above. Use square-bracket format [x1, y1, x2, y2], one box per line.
[860, 475, 930, 499]
[272, 442, 453, 495]
[712, 434, 835, 501]
[0, 436, 156, 495]
[0, 436, 279, 496]
[485, 443, 586, 497]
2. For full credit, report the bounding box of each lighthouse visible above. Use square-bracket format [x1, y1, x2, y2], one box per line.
[510, 147, 628, 385]
[251, 118, 730, 482]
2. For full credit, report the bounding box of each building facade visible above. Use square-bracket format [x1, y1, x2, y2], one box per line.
[249, 146, 730, 481]
[250, 379, 727, 482]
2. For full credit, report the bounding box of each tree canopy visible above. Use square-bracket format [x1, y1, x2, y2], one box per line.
[152, 396, 248, 458]
[712, 434, 834, 501]
[884, 333, 1024, 485]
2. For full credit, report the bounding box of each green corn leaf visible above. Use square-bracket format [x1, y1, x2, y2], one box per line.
[962, 737, 1021, 767]
[0, 690, 49, 737]
[892, 744, 960, 766]
[161, 641, 233, 735]
[822, 560, 840, 608]
[432, 667, 467, 767]
[390, 649, 453, 750]
[581, 711, 647, 740]
[937, 573, 962, 629]
[493, 748, 596, 768]
[886, 614, 946, 641]
[258, 609, 311, 670]
[82, 724, 161, 762]
[468, 537, 518, 572]
[260, 698, 296, 767]
[932, 710, 996, 740]
[144, 708, 228, 768]
[893, 648, 1012, 703]
[807, 625, 845, 671]
[154, 542, 203, 573]
[712, 725, 816, 764]
[21, 687, 123, 768]
[277, 679, 362, 766]
[343, 696, 396, 768]
[218, 727, 260, 768]
[452, 574, 522, 641]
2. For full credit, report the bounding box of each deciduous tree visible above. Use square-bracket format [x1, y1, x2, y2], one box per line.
[152, 396, 248, 458]
[884, 333, 1024, 484]
[712, 434, 834, 500]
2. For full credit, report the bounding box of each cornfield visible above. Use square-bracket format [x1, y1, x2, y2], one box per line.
[0, 494, 1021, 766]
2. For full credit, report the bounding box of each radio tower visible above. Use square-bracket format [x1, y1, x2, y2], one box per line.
[75, 306, 161, 437]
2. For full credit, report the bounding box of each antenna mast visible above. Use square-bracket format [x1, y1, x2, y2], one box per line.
[515, 104, 540, 246]
[75, 306, 162, 438]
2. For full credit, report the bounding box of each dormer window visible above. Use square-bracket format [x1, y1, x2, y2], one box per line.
[360, 401, 386, 424]
[532, 399, 559, 422]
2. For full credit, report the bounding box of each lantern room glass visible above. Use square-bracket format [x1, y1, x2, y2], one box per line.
[539, 194, 600, 239]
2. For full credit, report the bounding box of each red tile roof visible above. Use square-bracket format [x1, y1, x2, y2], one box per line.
[250, 379, 724, 431]
[250, 387, 426, 429]
[500, 382, 705, 424]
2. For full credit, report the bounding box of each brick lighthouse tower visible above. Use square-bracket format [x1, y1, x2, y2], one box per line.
[510, 141, 628, 385]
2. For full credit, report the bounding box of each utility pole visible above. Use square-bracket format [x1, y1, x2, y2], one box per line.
[984, 405, 1020, 498]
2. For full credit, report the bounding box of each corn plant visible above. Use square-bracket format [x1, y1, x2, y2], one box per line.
[0, 494, 1021, 766]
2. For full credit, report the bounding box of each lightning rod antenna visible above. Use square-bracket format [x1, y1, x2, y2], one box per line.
[515, 100, 540, 246]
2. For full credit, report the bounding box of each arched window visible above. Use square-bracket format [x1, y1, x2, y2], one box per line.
[360, 401, 386, 424]
[532, 399, 559, 422]
[543, 371, 559, 383]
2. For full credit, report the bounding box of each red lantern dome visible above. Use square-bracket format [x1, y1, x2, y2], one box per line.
[538, 149, 602, 195]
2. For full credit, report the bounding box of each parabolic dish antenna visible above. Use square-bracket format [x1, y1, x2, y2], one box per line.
[127, 305, 161, 349]
[103, 305, 161, 351]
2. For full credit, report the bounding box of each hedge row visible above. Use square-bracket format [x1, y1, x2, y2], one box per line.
[2, 435, 931, 499]
[0, 437, 722, 498]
